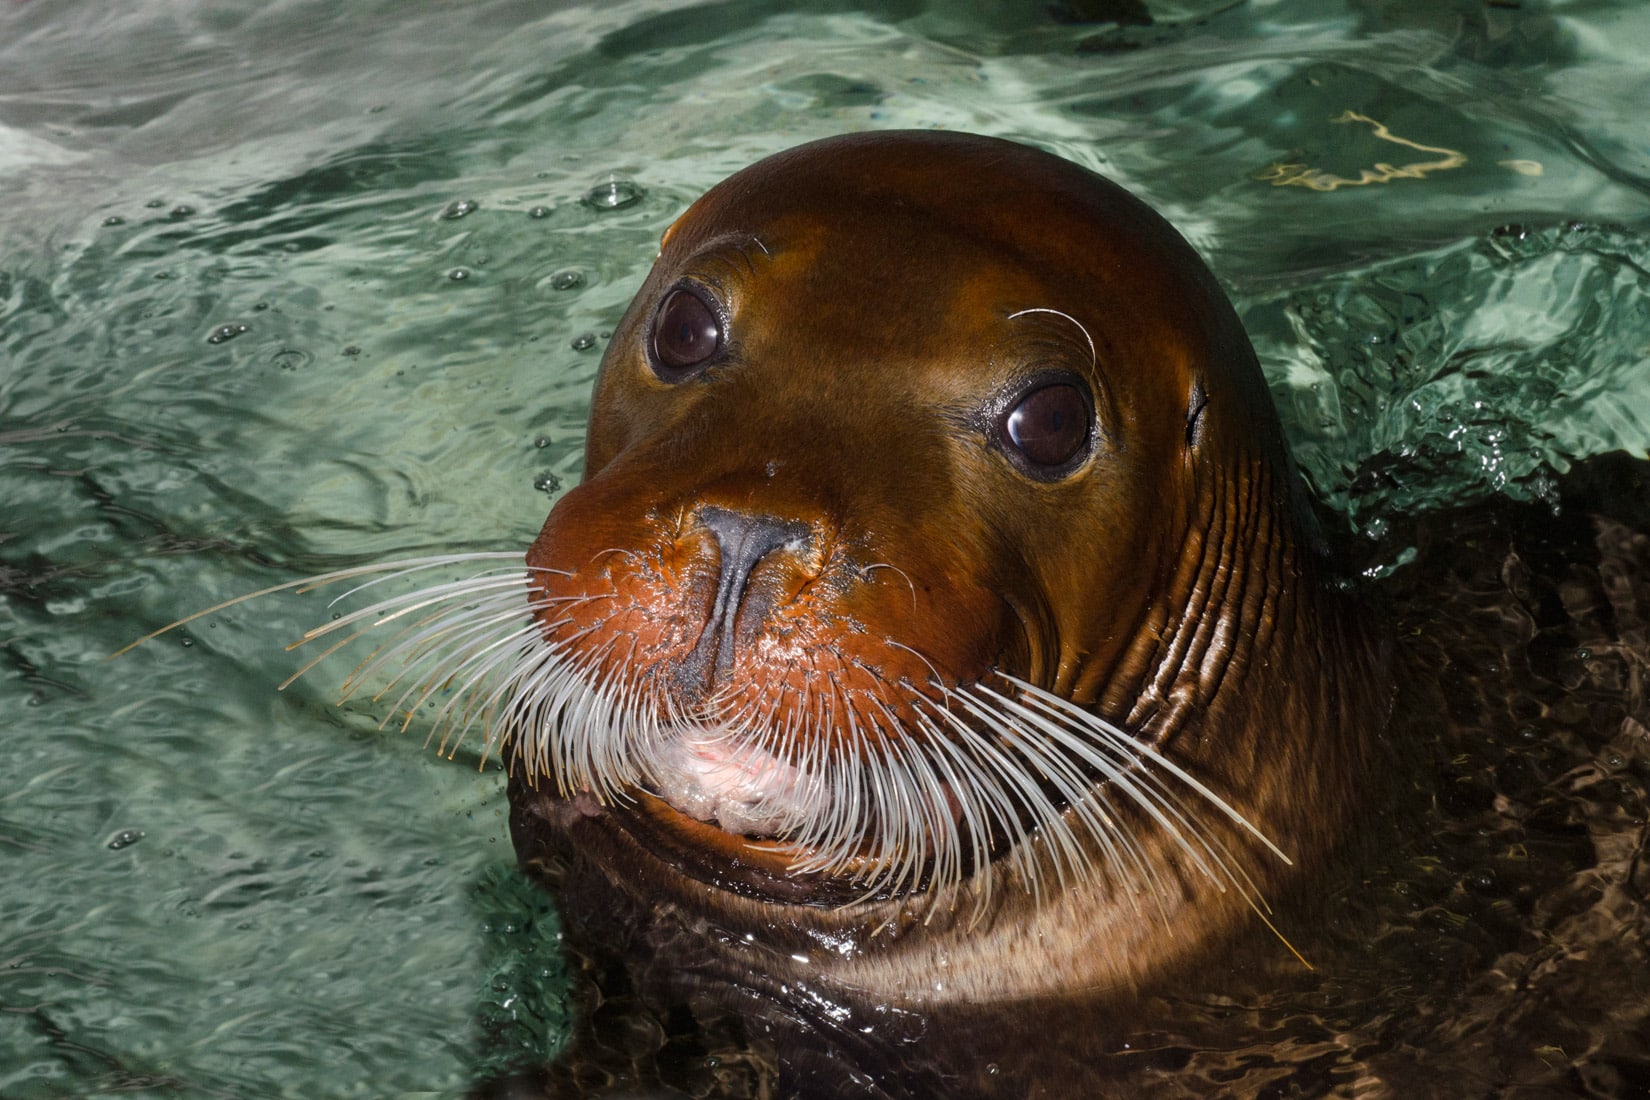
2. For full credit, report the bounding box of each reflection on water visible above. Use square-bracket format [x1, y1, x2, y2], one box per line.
[2, 0, 1648, 1095]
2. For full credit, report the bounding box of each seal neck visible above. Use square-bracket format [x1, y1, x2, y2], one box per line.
[1101, 444, 1390, 767]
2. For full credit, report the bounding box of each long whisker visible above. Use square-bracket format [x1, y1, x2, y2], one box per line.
[108, 552, 527, 658]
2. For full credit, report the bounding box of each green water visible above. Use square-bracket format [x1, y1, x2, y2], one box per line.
[2, 0, 1647, 1096]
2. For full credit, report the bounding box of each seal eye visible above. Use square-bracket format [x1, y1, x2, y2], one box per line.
[1002, 382, 1091, 475]
[650, 287, 722, 377]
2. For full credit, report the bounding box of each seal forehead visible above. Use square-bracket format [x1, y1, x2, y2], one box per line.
[672, 132, 1187, 295]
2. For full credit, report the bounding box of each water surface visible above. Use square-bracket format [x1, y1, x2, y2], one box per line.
[2, 0, 1648, 1095]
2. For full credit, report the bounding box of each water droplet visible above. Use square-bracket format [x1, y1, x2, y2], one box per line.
[549, 269, 583, 290]
[343, 345, 362, 357]
[570, 332, 597, 351]
[582, 178, 644, 210]
[528, 205, 552, 219]
[108, 829, 146, 850]
[534, 471, 562, 494]
[102, 215, 125, 226]
[448, 267, 472, 282]
[207, 323, 249, 345]
[442, 198, 479, 220]
[534, 436, 551, 449]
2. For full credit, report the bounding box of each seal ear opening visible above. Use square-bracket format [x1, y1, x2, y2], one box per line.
[1186, 378, 1209, 451]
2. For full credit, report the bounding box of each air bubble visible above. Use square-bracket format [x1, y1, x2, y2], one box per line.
[549, 269, 583, 290]
[207, 323, 249, 344]
[442, 198, 480, 220]
[570, 332, 597, 351]
[582, 178, 645, 210]
[108, 829, 146, 851]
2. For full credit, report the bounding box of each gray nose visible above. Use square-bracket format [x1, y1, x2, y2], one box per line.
[677, 506, 811, 694]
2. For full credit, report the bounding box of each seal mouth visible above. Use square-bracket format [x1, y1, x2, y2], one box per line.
[613, 788, 899, 906]
[606, 723, 970, 905]
[512, 648, 1292, 910]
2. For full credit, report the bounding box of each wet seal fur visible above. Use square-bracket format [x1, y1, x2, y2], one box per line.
[503, 131, 1394, 1095]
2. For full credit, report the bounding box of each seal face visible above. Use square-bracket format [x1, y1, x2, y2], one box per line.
[507, 131, 1392, 1014]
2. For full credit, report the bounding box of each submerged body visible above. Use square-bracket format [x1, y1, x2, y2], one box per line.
[502, 131, 1394, 1095]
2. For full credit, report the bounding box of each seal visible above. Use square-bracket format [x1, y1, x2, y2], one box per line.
[496, 130, 1395, 1095]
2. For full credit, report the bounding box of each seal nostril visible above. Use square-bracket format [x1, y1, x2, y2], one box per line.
[679, 506, 812, 691]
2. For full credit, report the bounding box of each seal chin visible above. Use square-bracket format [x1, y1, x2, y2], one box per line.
[649, 729, 824, 839]
[610, 787, 897, 906]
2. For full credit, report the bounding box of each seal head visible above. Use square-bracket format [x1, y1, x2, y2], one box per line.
[510, 130, 1390, 1005]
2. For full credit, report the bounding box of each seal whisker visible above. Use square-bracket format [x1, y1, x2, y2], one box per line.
[920, 694, 1083, 897]
[999, 678, 1290, 864]
[289, 584, 536, 694]
[339, 595, 558, 707]
[350, 589, 546, 690]
[884, 640, 948, 698]
[860, 562, 919, 616]
[384, 597, 577, 756]
[301, 574, 535, 647]
[110, 551, 526, 659]
[954, 687, 1162, 922]
[366, 608, 545, 732]
[403, 616, 551, 749]
[904, 704, 1022, 915]
[1007, 306, 1097, 371]
[973, 683, 1235, 895]
[316, 565, 532, 618]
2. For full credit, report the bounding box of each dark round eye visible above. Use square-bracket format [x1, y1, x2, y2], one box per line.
[1002, 382, 1091, 473]
[650, 288, 721, 376]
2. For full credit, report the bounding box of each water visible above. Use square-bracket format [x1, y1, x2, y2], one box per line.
[2, 0, 1647, 1095]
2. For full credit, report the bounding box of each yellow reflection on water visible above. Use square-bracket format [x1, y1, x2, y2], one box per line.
[1258, 111, 1467, 191]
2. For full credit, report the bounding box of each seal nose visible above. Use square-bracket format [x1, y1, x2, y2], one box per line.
[678, 506, 811, 693]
